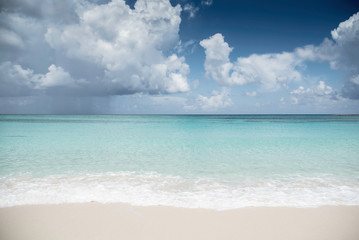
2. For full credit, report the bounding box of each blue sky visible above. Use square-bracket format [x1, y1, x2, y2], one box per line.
[0, 0, 359, 114]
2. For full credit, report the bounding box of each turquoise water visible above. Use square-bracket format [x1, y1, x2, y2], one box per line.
[1, 115, 359, 209]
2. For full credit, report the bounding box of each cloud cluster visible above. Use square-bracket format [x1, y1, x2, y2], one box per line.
[200, 33, 302, 91]
[0, 0, 190, 97]
[290, 81, 338, 105]
[330, 12, 359, 71]
[197, 88, 232, 111]
[0, 62, 81, 96]
[183, 3, 199, 19]
[200, 34, 234, 85]
[200, 12, 359, 98]
[329, 12, 359, 99]
[294, 12, 359, 99]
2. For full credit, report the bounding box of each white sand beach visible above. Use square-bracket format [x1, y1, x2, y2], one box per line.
[1, 203, 358, 240]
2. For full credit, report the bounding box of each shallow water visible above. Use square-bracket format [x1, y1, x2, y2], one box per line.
[1, 115, 358, 209]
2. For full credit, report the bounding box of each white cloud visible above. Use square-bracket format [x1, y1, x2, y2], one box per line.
[233, 52, 301, 90]
[201, 0, 213, 6]
[290, 81, 338, 105]
[0, 0, 190, 97]
[175, 40, 196, 54]
[294, 12, 359, 99]
[200, 12, 359, 99]
[0, 62, 79, 96]
[200, 33, 302, 90]
[183, 3, 199, 19]
[293, 12, 359, 73]
[45, 0, 189, 95]
[36, 65, 78, 89]
[328, 12, 359, 99]
[331, 12, 359, 66]
[183, 88, 233, 112]
[199, 33, 234, 85]
[197, 88, 232, 111]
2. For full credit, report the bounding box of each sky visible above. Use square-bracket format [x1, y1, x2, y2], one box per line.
[0, 0, 359, 114]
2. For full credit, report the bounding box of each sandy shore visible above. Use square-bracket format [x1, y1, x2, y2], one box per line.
[1, 203, 359, 240]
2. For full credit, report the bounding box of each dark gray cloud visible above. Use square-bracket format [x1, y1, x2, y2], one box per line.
[0, 96, 111, 114]
[342, 77, 359, 99]
[0, 0, 79, 23]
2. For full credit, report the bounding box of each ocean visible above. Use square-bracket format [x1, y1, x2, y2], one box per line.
[0, 114, 358, 209]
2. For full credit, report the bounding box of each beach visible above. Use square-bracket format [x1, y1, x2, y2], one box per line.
[1, 115, 359, 239]
[1, 203, 359, 240]
[1, 0, 359, 237]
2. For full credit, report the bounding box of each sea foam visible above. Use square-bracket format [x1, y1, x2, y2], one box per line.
[1, 171, 358, 209]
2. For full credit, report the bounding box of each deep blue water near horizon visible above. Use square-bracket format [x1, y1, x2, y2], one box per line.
[1, 114, 359, 209]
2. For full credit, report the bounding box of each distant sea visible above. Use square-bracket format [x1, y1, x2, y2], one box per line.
[1, 115, 359, 209]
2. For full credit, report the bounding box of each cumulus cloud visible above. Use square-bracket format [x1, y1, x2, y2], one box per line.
[330, 12, 359, 71]
[294, 12, 359, 95]
[197, 88, 232, 111]
[290, 81, 339, 105]
[46, 0, 190, 95]
[37, 64, 79, 89]
[183, 3, 199, 19]
[234, 52, 302, 90]
[329, 12, 359, 99]
[0, 62, 80, 96]
[201, 12, 359, 99]
[295, 13, 359, 80]
[0, 0, 190, 97]
[200, 33, 302, 91]
[293, 13, 359, 100]
[199, 33, 234, 85]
